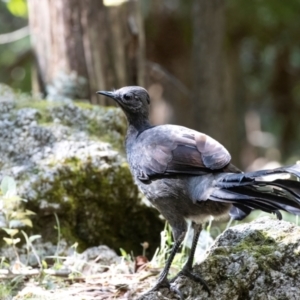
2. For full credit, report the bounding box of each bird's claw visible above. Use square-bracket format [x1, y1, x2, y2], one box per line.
[169, 284, 184, 299]
[137, 279, 183, 300]
[170, 268, 211, 296]
[138, 270, 210, 299]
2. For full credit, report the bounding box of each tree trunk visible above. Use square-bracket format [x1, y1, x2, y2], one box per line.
[191, 0, 238, 158]
[27, 0, 145, 104]
[270, 47, 299, 160]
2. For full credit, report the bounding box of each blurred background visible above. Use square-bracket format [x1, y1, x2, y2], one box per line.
[1, 0, 300, 170]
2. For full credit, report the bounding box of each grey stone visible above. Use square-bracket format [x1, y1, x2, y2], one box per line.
[0, 84, 163, 256]
[139, 217, 300, 300]
[63, 245, 122, 274]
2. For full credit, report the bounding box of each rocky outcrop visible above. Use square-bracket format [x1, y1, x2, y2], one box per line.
[140, 217, 300, 299]
[0, 84, 163, 256]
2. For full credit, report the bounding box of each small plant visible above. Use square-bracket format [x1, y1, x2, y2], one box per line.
[0, 176, 36, 266]
[150, 222, 189, 276]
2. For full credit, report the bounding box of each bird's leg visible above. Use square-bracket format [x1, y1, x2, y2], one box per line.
[149, 231, 186, 291]
[178, 222, 202, 272]
[170, 222, 210, 295]
[137, 230, 186, 300]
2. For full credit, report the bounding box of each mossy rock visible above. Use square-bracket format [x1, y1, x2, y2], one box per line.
[0, 84, 163, 256]
[141, 217, 300, 299]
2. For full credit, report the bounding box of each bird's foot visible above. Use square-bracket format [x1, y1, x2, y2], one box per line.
[137, 278, 184, 300]
[170, 267, 211, 296]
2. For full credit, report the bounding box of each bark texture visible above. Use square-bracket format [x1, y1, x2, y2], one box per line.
[28, 0, 145, 104]
[192, 0, 237, 157]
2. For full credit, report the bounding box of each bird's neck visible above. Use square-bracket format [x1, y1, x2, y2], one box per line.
[125, 116, 151, 147]
[126, 114, 151, 133]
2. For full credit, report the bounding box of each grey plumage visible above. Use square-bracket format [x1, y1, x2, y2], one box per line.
[97, 86, 300, 298]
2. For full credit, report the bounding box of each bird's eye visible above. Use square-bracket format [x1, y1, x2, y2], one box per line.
[123, 94, 131, 100]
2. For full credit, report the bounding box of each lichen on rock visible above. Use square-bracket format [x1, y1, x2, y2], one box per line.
[142, 217, 300, 300]
[0, 84, 163, 257]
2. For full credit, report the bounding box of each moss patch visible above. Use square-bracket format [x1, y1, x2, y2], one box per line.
[0, 85, 163, 257]
[26, 155, 162, 255]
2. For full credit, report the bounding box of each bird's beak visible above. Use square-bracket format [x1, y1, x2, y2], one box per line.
[96, 91, 115, 99]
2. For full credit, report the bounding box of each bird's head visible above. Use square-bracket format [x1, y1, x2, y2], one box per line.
[97, 86, 150, 121]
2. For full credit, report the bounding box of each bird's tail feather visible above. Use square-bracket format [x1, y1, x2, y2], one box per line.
[211, 164, 300, 220]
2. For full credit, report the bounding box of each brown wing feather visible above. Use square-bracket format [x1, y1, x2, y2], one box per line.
[195, 133, 231, 169]
[136, 125, 231, 179]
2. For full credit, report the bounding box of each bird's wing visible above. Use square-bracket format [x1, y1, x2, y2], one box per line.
[135, 125, 231, 180]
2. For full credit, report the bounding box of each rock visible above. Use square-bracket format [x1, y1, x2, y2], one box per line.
[0, 84, 163, 256]
[140, 217, 300, 299]
[46, 71, 89, 102]
[0, 238, 70, 267]
[63, 245, 123, 275]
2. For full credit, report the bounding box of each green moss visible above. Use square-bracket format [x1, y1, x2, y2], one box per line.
[15, 99, 52, 111]
[229, 231, 275, 258]
[15, 99, 55, 124]
[82, 106, 127, 149]
[73, 101, 96, 110]
[27, 154, 162, 255]
[4, 92, 162, 255]
[213, 246, 229, 256]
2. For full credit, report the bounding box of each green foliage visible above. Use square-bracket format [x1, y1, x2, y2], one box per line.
[0, 0, 31, 93]
[0, 176, 35, 260]
[21, 230, 42, 267]
[1, 176, 17, 196]
[226, 0, 300, 160]
[0, 176, 34, 230]
[150, 223, 188, 276]
[5, 0, 28, 18]
[0, 280, 13, 300]
[119, 247, 132, 262]
[227, 0, 300, 45]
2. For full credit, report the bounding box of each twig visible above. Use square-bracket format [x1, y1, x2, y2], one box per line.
[0, 26, 30, 44]
[146, 61, 190, 96]
[0, 267, 72, 278]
